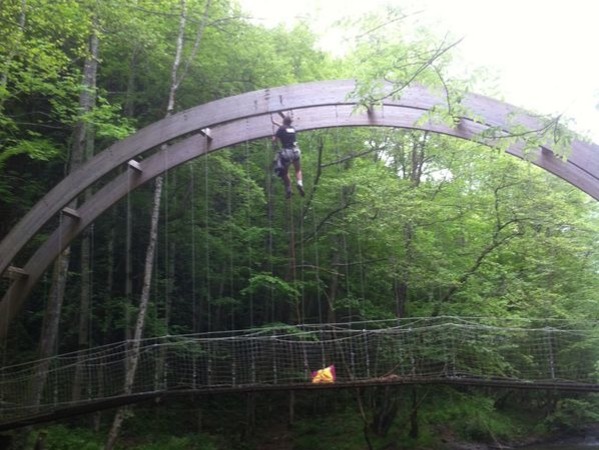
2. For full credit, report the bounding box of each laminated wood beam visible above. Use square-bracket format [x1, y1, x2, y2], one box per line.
[127, 159, 142, 172]
[61, 207, 80, 219]
[2, 80, 598, 278]
[2, 266, 28, 280]
[200, 128, 212, 141]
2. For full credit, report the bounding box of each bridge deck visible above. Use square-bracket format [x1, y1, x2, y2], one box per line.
[1, 376, 598, 431]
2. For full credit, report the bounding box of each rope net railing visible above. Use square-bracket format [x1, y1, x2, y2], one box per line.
[1, 316, 598, 422]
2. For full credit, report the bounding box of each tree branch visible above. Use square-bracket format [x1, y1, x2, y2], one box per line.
[175, 0, 212, 89]
[377, 35, 464, 103]
[319, 147, 380, 168]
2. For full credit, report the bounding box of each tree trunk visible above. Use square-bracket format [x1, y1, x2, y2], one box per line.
[72, 22, 99, 403]
[125, 178, 133, 342]
[101, 204, 117, 436]
[71, 226, 91, 402]
[394, 222, 413, 318]
[105, 1, 212, 446]
[288, 391, 295, 425]
[327, 236, 341, 323]
[409, 388, 419, 439]
[29, 249, 70, 409]
[122, 38, 141, 345]
[245, 393, 256, 436]
[123, 46, 139, 118]
[154, 241, 175, 392]
[31, 15, 99, 410]
[104, 176, 164, 450]
[0, 0, 26, 100]
[326, 185, 355, 322]
[409, 132, 427, 187]
[370, 386, 400, 437]
[393, 133, 426, 317]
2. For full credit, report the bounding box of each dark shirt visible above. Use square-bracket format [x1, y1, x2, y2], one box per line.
[275, 125, 297, 149]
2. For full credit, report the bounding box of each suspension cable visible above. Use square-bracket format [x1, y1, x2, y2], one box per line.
[190, 163, 197, 332]
[227, 161, 234, 330]
[244, 140, 254, 328]
[287, 192, 299, 323]
[204, 150, 211, 332]
[266, 140, 274, 323]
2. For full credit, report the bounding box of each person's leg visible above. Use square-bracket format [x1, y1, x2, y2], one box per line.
[293, 160, 304, 196]
[276, 152, 292, 198]
[273, 152, 283, 177]
[282, 169, 292, 198]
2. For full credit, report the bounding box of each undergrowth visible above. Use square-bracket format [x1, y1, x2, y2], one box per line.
[10, 389, 593, 450]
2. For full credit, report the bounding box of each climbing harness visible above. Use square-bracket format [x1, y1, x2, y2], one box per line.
[274, 145, 301, 178]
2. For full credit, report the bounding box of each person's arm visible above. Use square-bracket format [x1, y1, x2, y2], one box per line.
[271, 117, 281, 143]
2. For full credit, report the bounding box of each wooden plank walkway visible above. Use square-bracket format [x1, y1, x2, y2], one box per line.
[2, 376, 598, 431]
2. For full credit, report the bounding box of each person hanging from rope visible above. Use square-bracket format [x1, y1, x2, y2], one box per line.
[272, 114, 304, 199]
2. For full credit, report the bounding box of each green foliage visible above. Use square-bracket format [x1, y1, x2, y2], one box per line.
[293, 407, 369, 450]
[127, 434, 219, 450]
[0, 0, 136, 191]
[0, 137, 60, 169]
[340, 6, 463, 112]
[423, 390, 521, 443]
[242, 273, 300, 300]
[80, 97, 135, 140]
[479, 113, 578, 161]
[38, 425, 103, 450]
[33, 425, 221, 450]
[544, 396, 599, 432]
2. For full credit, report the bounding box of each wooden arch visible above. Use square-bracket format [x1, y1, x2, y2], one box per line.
[1, 79, 598, 336]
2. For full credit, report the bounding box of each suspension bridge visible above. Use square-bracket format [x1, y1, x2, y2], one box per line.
[1, 316, 598, 430]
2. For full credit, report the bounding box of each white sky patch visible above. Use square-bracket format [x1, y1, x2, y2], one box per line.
[237, 0, 599, 143]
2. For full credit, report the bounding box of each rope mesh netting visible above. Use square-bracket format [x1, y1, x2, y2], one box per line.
[1, 316, 598, 422]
